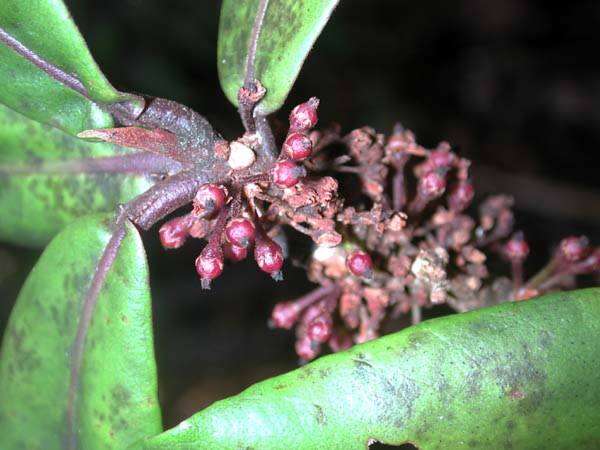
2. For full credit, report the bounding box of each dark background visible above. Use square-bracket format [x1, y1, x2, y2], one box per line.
[1, 0, 599, 429]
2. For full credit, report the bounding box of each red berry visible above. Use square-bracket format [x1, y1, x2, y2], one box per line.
[559, 236, 589, 262]
[346, 250, 374, 278]
[225, 218, 256, 248]
[418, 170, 446, 199]
[158, 215, 192, 249]
[289, 97, 319, 132]
[448, 181, 474, 212]
[270, 301, 299, 329]
[195, 245, 224, 289]
[254, 237, 284, 278]
[283, 132, 313, 160]
[272, 160, 306, 188]
[295, 335, 320, 361]
[223, 242, 248, 262]
[504, 232, 529, 262]
[306, 315, 333, 343]
[193, 184, 227, 219]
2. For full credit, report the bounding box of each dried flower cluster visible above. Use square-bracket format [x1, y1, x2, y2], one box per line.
[153, 96, 598, 362]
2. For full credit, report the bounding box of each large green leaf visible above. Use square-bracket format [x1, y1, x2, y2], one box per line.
[0, 104, 157, 247]
[141, 288, 600, 449]
[218, 0, 339, 114]
[0, 0, 141, 134]
[0, 214, 162, 450]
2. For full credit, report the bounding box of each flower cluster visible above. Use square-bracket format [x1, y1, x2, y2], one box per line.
[155, 96, 598, 362]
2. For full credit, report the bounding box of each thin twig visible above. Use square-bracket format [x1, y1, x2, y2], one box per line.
[0, 26, 89, 98]
[255, 114, 278, 161]
[67, 211, 128, 450]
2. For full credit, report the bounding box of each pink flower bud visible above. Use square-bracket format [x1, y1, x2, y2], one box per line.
[328, 331, 353, 352]
[283, 132, 313, 160]
[223, 242, 248, 262]
[306, 315, 333, 343]
[448, 181, 474, 212]
[504, 232, 529, 262]
[295, 335, 320, 361]
[254, 237, 284, 278]
[158, 215, 192, 249]
[429, 148, 455, 169]
[225, 218, 256, 248]
[346, 250, 374, 278]
[193, 184, 227, 219]
[559, 236, 589, 262]
[195, 245, 224, 289]
[270, 301, 299, 329]
[418, 170, 446, 199]
[272, 160, 306, 188]
[289, 97, 319, 132]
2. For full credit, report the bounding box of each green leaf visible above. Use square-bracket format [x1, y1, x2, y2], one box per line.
[0, 0, 141, 134]
[0, 104, 157, 247]
[217, 0, 339, 114]
[0, 214, 162, 450]
[141, 288, 600, 450]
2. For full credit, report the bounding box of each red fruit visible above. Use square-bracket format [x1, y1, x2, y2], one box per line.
[193, 184, 227, 218]
[418, 170, 446, 199]
[295, 335, 320, 361]
[289, 97, 319, 132]
[559, 236, 589, 262]
[195, 245, 224, 289]
[270, 301, 299, 329]
[504, 232, 529, 262]
[448, 181, 474, 212]
[223, 242, 248, 262]
[158, 215, 192, 249]
[225, 218, 256, 248]
[346, 250, 374, 278]
[283, 132, 313, 160]
[254, 237, 284, 278]
[272, 160, 306, 188]
[306, 315, 333, 343]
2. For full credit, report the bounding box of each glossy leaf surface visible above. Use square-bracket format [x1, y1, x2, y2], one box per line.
[218, 0, 339, 114]
[0, 105, 157, 247]
[0, 0, 140, 134]
[0, 214, 161, 450]
[142, 288, 600, 449]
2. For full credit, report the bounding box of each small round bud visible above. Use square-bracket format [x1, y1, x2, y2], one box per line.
[193, 184, 227, 219]
[289, 97, 319, 132]
[559, 236, 589, 262]
[225, 218, 256, 248]
[159, 216, 192, 249]
[346, 250, 374, 278]
[306, 315, 333, 343]
[429, 148, 455, 169]
[283, 132, 313, 160]
[195, 245, 224, 289]
[228, 141, 256, 170]
[254, 237, 285, 277]
[295, 335, 320, 361]
[272, 160, 306, 188]
[418, 170, 446, 199]
[448, 181, 475, 212]
[270, 301, 299, 329]
[328, 331, 353, 352]
[504, 232, 529, 262]
[223, 242, 248, 262]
